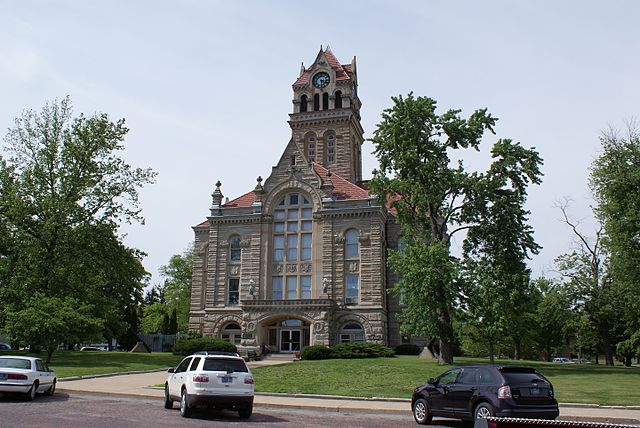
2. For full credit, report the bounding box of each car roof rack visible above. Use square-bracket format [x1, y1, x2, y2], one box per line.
[193, 351, 240, 357]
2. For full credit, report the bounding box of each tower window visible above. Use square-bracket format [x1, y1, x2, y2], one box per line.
[313, 94, 320, 111]
[300, 95, 308, 112]
[326, 134, 335, 163]
[229, 235, 241, 261]
[322, 93, 329, 110]
[335, 91, 342, 109]
[307, 137, 316, 162]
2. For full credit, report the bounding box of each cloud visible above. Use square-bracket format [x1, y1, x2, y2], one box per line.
[0, 42, 39, 81]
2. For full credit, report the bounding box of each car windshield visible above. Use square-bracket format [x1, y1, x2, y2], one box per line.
[0, 358, 31, 369]
[202, 358, 248, 373]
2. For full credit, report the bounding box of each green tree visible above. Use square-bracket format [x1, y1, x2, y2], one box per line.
[370, 94, 542, 364]
[590, 126, 640, 352]
[141, 302, 168, 334]
[159, 247, 193, 333]
[533, 277, 572, 361]
[0, 97, 155, 360]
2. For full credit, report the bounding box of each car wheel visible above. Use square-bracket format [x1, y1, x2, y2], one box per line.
[44, 380, 56, 396]
[238, 405, 253, 419]
[25, 381, 38, 401]
[180, 388, 192, 418]
[164, 384, 173, 409]
[413, 398, 432, 425]
[474, 402, 495, 420]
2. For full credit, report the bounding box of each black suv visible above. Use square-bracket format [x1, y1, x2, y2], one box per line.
[411, 365, 559, 424]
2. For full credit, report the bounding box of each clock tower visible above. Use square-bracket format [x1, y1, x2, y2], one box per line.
[289, 46, 364, 184]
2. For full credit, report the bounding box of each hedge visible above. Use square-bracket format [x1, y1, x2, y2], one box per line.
[300, 342, 395, 360]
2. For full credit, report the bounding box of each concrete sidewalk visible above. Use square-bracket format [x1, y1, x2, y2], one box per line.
[57, 370, 640, 424]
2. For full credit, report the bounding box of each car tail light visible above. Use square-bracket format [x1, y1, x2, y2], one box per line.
[498, 385, 512, 399]
[193, 374, 209, 383]
[244, 377, 254, 385]
[7, 373, 28, 380]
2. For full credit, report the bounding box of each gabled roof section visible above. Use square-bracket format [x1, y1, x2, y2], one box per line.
[293, 46, 353, 86]
[312, 163, 369, 201]
[224, 191, 256, 208]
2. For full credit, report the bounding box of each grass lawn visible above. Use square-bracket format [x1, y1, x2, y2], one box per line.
[0, 350, 183, 378]
[252, 356, 640, 406]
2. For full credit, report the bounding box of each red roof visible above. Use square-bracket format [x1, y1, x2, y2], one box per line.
[312, 163, 369, 200]
[293, 48, 352, 86]
[224, 191, 256, 208]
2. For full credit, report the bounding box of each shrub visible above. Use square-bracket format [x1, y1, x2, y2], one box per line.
[330, 342, 395, 359]
[300, 344, 333, 360]
[394, 344, 421, 355]
[172, 337, 237, 356]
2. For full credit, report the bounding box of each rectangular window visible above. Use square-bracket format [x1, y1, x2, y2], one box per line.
[286, 276, 297, 299]
[301, 233, 312, 261]
[301, 208, 312, 218]
[287, 210, 298, 219]
[272, 277, 283, 300]
[274, 235, 284, 261]
[228, 278, 239, 305]
[301, 276, 311, 299]
[290, 194, 299, 205]
[274, 210, 286, 220]
[287, 235, 298, 261]
[301, 220, 312, 231]
[287, 221, 298, 232]
[274, 222, 285, 233]
[346, 242, 358, 258]
[346, 274, 359, 304]
[327, 141, 335, 163]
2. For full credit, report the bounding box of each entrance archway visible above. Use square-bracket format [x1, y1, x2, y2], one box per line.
[262, 318, 311, 353]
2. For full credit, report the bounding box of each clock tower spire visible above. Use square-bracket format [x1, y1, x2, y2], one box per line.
[289, 47, 364, 184]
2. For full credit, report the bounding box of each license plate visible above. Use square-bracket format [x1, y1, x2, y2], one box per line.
[0, 374, 6, 381]
[221, 376, 232, 384]
[530, 388, 540, 395]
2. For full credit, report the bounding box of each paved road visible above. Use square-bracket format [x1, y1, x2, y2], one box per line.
[0, 392, 426, 428]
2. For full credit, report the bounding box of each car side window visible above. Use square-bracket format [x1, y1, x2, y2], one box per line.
[188, 357, 201, 372]
[176, 358, 192, 373]
[477, 368, 498, 385]
[35, 359, 45, 372]
[456, 368, 477, 384]
[438, 369, 460, 385]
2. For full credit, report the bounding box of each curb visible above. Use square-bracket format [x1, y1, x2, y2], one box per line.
[58, 368, 168, 382]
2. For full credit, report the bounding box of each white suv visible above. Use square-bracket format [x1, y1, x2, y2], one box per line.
[164, 352, 254, 418]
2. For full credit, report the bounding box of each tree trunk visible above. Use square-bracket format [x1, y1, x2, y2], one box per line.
[488, 341, 495, 364]
[595, 353, 599, 364]
[601, 331, 615, 366]
[46, 346, 55, 364]
[513, 338, 521, 360]
[439, 339, 454, 364]
[624, 356, 632, 367]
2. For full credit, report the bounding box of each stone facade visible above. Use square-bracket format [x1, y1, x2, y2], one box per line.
[189, 47, 413, 352]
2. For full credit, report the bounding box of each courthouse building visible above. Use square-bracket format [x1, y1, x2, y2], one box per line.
[188, 47, 413, 353]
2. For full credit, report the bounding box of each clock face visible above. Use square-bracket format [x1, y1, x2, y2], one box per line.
[312, 72, 330, 88]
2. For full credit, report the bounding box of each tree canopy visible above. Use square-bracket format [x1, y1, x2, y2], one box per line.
[0, 97, 155, 361]
[369, 93, 542, 364]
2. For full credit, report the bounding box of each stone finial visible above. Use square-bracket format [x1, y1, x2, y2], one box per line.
[299, 62, 305, 77]
[248, 279, 255, 298]
[322, 277, 329, 295]
[211, 180, 223, 208]
[253, 176, 265, 206]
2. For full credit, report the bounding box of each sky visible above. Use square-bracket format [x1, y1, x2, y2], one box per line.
[1, 0, 638, 287]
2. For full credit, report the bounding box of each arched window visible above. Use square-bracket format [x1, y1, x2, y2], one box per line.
[334, 91, 342, 109]
[313, 94, 320, 111]
[340, 322, 364, 343]
[221, 322, 242, 345]
[345, 230, 359, 258]
[322, 93, 329, 110]
[272, 193, 313, 300]
[229, 235, 241, 261]
[325, 134, 335, 163]
[300, 95, 308, 112]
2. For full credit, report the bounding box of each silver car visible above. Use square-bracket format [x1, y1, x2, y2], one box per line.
[0, 356, 56, 400]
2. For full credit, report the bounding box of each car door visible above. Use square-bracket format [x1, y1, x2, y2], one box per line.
[34, 359, 54, 392]
[170, 357, 192, 398]
[430, 368, 461, 416]
[448, 367, 477, 418]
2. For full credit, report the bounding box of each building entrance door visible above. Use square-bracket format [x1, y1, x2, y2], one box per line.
[280, 329, 301, 352]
